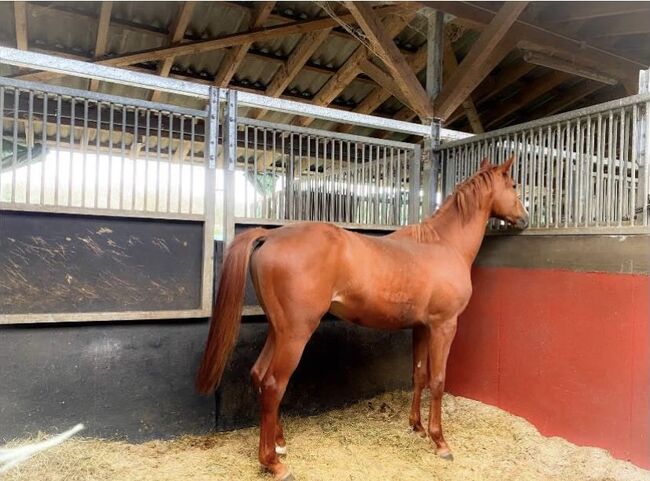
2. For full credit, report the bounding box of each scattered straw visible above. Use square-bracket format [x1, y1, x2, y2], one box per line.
[3, 391, 647, 481]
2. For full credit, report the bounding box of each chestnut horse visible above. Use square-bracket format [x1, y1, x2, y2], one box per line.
[197, 156, 528, 480]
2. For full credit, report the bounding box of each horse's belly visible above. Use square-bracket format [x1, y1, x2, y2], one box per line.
[329, 296, 422, 330]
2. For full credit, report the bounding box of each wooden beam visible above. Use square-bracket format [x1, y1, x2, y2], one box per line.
[149, 2, 196, 101]
[485, 71, 571, 128]
[214, 1, 275, 87]
[16, 4, 414, 84]
[423, 1, 644, 84]
[358, 58, 413, 110]
[89, 1, 113, 91]
[442, 37, 483, 133]
[530, 80, 603, 118]
[295, 10, 415, 127]
[14, 1, 28, 50]
[433, 2, 527, 121]
[345, 2, 432, 120]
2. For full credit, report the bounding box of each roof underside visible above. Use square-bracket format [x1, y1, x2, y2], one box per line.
[0, 1, 649, 141]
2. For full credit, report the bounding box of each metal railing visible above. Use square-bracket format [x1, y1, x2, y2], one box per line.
[233, 118, 421, 227]
[437, 92, 650, 233]
[0, 78, 208, 218]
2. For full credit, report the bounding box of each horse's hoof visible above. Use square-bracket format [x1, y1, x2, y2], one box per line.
[275, 444, 287, 456]
[438, 450, 454, 461]
[276, 471, 295, 481]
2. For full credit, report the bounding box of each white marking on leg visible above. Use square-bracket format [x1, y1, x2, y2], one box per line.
[275, 445, 287, 455]
[417, 361, 422, 369]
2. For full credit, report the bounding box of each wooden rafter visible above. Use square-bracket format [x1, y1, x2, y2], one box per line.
[89, 1, 113, 91]
[485, 71, 571, 128]
[346, 2, 432, 120]
[358, 59, 413, 113]
[433, 2, 528, 121]
[295, 11, 415, 127]
[14, 4, 413, 84]
[150, 2, 196, 102]
[442, 37, 483, 133]
[214, 1, 275, 87]
[14, 1, 28, 50]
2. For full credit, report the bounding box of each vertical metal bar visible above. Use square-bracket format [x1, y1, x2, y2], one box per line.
[108, 103, 114, 209]
[177, 114, 184, 213]
[223, 88, 237, 243]
[155, 111, 162, 212]
[81, 98, 88, 207]
[189, 115, 196, 214]
[409, 144, 421, 224]
[119, 105, 126, 210]
[639, 102, 650, 227]
[606, 110, 614, 225]
[133, 107, 139, 210]
[68, 97, 75, 206]
[55, 95, 62, 206]
[201, 86, 218, 314]
[166, 110, 173, 212]
[575, 119, 582, 227]
[144, 108, 151, 211]
[26, 90, 34, 204]
[95, 101, 101, 208]
[631, 105, 638, 226]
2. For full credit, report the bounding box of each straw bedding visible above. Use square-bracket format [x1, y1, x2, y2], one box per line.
[4, 390, 647, 481]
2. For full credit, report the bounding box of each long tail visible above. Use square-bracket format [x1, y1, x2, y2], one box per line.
[196, 227, 267, 394]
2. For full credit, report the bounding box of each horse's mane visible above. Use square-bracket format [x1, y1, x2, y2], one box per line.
[432, 167, 498, 224]
[390, 166, 498, 243]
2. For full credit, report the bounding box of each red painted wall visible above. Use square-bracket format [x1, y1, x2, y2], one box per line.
[446, 267, 650, 468]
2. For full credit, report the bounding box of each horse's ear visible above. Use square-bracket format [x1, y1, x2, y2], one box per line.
[479, 158, 491, 170]
[500, 155, 515, 173]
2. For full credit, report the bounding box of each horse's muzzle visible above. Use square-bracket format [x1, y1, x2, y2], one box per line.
[514, 214, 529, 230]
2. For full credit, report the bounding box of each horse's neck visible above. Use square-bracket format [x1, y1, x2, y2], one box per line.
[426, 202, 491, 266]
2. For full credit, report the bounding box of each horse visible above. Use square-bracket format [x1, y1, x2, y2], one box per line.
[196, 156, 529, 480]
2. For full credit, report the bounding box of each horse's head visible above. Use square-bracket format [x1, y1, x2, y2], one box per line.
[481, 156, 529, 229]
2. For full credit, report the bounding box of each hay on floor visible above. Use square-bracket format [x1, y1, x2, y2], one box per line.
[3, 391, 647, 481]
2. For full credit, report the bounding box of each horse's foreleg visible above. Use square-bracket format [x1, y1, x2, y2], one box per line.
[409, 325, 429, 435]
[426, 317, 458, 460]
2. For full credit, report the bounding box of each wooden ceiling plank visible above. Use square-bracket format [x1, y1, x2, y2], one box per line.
[150, 2, 196, 102]
[14, 1, 28, 50]
[345, 1, 432, 120]
[90, 1, 113, 91]
[433, 1, 527, 121]
[484, 71, 572, 128]
[214, 1, 276, 88]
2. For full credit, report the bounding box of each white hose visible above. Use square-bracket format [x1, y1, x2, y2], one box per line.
[0, 424, 84, 473]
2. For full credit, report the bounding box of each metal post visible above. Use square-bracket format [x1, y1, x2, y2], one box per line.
[408, 144, 422, 223]
[223, 89, 237, 244]
[637, 69, 649, 225]
[423, 9, 444, 217]
[201, 86, 219, 312]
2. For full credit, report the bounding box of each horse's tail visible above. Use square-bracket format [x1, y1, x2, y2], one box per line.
[196, 227, 267, 394]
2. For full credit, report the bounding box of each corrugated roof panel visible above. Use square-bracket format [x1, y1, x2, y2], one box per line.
[312, 35, 359, 70]
[189, 2, 249, 39]
[287, 69, 331, 97]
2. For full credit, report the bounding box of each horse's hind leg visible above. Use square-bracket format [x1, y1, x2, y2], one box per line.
[409, 325, 429, 435]
[257, 314, 322, 480]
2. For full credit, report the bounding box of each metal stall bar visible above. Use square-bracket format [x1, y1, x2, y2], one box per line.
[436, 90, 650, 234]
